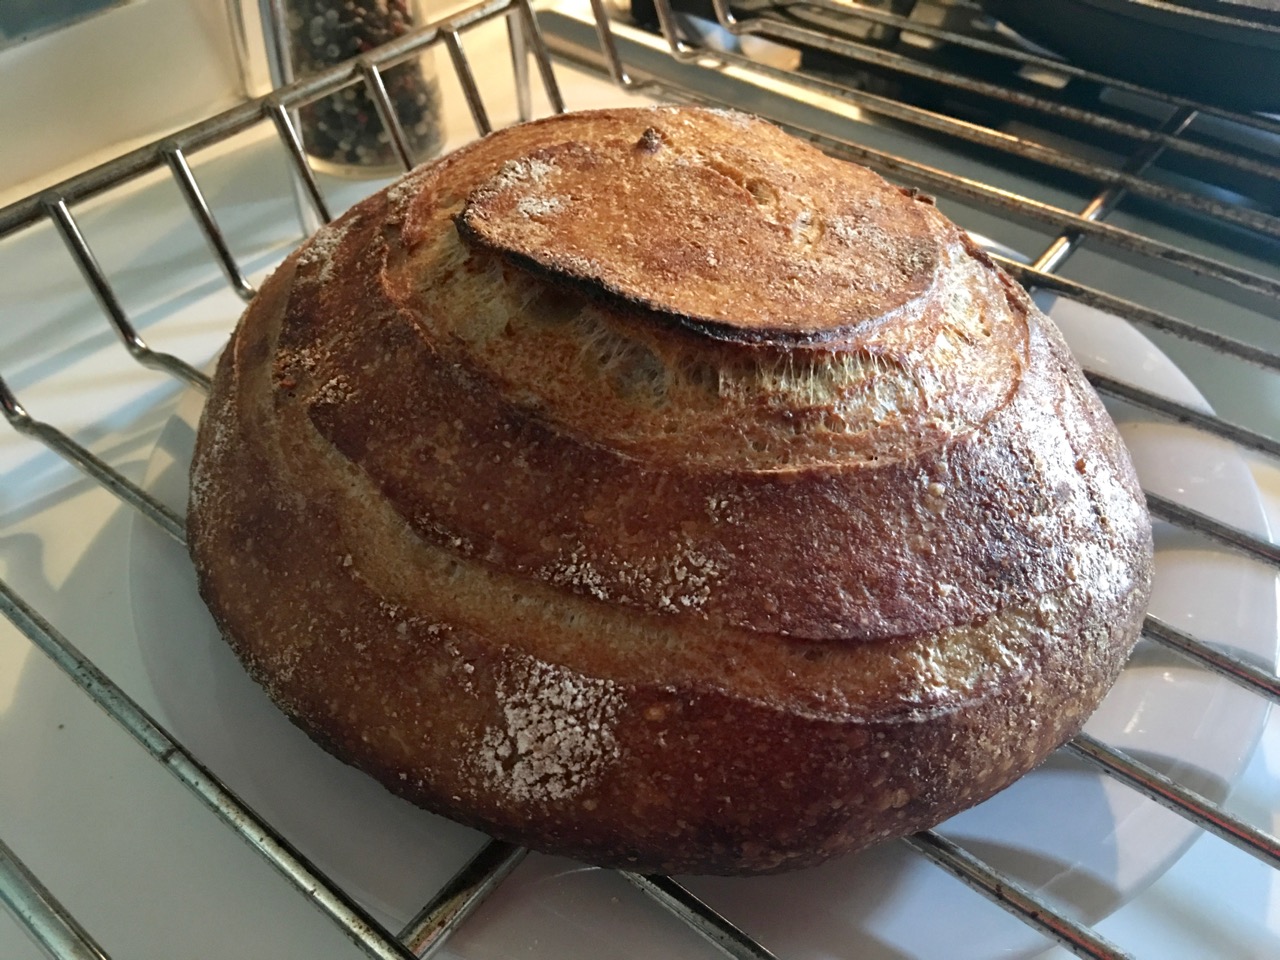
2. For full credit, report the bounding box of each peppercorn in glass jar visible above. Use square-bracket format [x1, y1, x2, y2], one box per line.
[277, 0, 444, 175]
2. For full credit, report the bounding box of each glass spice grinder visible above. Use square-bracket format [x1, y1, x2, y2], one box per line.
[260, 0, 445, 176]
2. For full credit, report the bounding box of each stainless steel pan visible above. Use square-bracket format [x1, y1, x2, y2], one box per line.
[978, 0, 1280, 111]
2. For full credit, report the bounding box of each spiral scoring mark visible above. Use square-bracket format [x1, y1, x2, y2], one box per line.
[279, 108, 1132, 644]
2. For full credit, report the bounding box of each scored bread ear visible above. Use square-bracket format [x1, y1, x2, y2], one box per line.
[453, 127, 941, 343]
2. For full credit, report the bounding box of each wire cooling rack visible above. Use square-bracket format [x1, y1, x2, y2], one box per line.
[0, 1, 1277, 958]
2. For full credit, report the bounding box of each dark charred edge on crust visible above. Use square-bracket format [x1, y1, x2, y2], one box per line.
[959, 230, 998, 272]
[454, 212, 916, 350]
[896, 185, 937, 206]
[957, 230, 1038, 324]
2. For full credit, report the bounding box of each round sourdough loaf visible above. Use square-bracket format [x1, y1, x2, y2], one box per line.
[188, 107, 1153, 875]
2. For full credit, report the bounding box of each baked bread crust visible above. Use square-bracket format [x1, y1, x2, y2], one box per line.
[188, 107, 1153, 875]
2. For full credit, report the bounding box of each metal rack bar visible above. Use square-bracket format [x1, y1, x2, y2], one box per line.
[651, 0, 705, 62]
[991, 259, 1280, 372]
[0, 839, 111, 960]
[162, 145, 258, 302]
[0, 0, 518, 241]
[1067, 734, 1280, 870]
[267, 101, 333, 224]
[621, 874, 779, 960]
[516, 0, 567, 114]
[0, 581, 419, 960]
[1146, 493, 1280, 567]
[42, 197, 210, 392]
[1030, 107, 1198, 275]
[1144, 616, 1280, 704]
[789, 0, 1280, 139]
[508, 9, 535, 123]
[445, 30, 494, 136]
[397, 840, 528, 957]
[902, 831, 1132, 960]
[588, 0, 640, 86]
[360, 63, 418, 173]
[1085, 371, 1280, 460]
[0, 378, 185, 542]
[739, 4, 1280, 190]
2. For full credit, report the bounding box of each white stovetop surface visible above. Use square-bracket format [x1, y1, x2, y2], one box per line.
[0, 12, 1276, 960]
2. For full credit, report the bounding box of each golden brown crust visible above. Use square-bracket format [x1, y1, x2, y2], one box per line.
[454, 124, 940, 342]
[187, 107, 1153, 875]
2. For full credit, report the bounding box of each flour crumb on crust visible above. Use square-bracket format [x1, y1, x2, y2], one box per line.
[476, 655, 624, 803]
[384, 168, 431, 212]
[515, 194, 566, 218]
[493, 156, 556, 190]
[296, 217, 354, 285]
[539, 535, 726, 613]
[699, 107, 754, 128]
[543, 548, 613, 602]
[313, 373, 354, 406]
[705, 492, 744, 525]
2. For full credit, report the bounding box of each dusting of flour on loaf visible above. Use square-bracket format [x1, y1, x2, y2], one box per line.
[188, 394, 235, 516]
[705, 492, 744, 525]
[483, 156, 556, 197]
[700, 107, 753, 128]
[467, 155, 570, 225]
[384, 168, 433, 213]
[515, 195, 565, 218]
[296, 217, 354, 285]
[476, 655, 623, 804]
[544, 547, 612, 602]
[540, 535, 726, 614]
[313, 373, 355, 407]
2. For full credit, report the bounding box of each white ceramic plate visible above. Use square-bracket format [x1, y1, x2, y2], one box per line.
[127, 296, 1277, 959]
